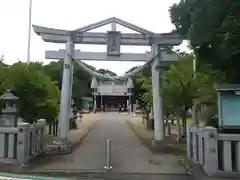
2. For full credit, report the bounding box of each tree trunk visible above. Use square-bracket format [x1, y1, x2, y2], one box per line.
[53, 121, 56, 135]
[55, 121, 58, 136]
[49, 123, 52, 135]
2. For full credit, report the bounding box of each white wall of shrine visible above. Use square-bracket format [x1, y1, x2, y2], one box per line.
[97, 83, 127, 96]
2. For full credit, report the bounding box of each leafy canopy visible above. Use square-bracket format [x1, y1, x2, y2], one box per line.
[169, 0, 240, 83]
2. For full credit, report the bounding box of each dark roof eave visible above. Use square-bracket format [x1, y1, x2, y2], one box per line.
[215, 84, 240, 91]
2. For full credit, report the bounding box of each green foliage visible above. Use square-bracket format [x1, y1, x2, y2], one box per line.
[42, 61, 117, 110]
[132, 53, 223, 127]
[134, 66, 152, 111]
[0, 57, 117, 123]
[162, 53, 222, 116]
[0, 65, 8, 94]
[0, 62, 60, 123]
[97, 69, 117, 76]
[125, 66, 139, 74]
[169, 0, 240, 83]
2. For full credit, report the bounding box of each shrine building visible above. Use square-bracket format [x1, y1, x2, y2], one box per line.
[92, 78, 136, 112]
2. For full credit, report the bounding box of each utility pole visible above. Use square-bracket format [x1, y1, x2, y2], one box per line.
[192, 56, 198, 125]
[27, 0, 33, 64]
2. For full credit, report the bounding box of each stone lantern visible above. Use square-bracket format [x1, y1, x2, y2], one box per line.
[0, 89, 19, 127]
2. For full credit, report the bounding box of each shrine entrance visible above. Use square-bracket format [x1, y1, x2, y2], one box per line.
[32, 17, 183, 141]
[98, 95, 128, 112]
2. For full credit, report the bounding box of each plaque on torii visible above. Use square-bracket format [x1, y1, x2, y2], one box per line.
[107, 31, 121, 56]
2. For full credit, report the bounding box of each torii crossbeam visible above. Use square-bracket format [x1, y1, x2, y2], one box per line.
[45, 50, 178, 62]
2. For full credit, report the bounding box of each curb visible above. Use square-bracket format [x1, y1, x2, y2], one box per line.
[178, 156, 208, 180]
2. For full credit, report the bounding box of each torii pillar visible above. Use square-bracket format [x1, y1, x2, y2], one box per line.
[151, 44, 165, 141]
[58, 39, 75, 140]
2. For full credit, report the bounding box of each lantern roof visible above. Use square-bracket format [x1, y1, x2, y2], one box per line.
[0, 89, 18, 100]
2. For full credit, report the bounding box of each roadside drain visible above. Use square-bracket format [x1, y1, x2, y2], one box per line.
[148, 159, 161, 165]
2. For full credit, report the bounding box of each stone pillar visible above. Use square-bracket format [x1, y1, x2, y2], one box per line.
[192, 126, 199, 162]
[186, 123, 193, 158]
[58, 40, 74, 140]
[151, 44, 164, 141]
[202, 126, 218, 176]
[37, 119, 47, 153]
[17, 123, 30, 165]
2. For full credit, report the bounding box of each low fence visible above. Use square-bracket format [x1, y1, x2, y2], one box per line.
[0, 119, 46, 165]
[187, 125, 240, 176]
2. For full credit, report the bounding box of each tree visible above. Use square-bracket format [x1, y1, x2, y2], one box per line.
[132, 52, 223, 138]
[0, 62, 60, 123]
[97, 69, 117, 76]
[133, 66, 152, 111]
[169, 0, 240, 83]
[42, 61, 112, 109]
[0, 57, 119, 124]
[35, 60, 117, 110]
[162, 53, 224, 136]
[125, 66, 139, 74]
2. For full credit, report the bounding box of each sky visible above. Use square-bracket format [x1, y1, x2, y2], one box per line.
[0, 0, 189, 75]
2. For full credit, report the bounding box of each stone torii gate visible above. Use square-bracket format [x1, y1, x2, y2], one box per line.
[32, 17, 183, 142]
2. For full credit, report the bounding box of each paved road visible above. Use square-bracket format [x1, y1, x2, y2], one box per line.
[32, 113, 193, 179]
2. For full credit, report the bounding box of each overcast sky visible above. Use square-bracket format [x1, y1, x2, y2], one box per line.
[0, 0, 189, 75]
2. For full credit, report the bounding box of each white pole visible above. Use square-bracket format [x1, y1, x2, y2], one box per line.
[192, 57, 198, 124]
[193, 58, 196, 76]
[104, 139, 112, 170]
[27, 0, 33, 64]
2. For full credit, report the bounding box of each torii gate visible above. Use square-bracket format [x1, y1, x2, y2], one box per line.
[32, 17, 183, 142]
